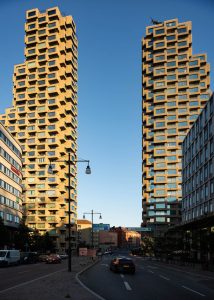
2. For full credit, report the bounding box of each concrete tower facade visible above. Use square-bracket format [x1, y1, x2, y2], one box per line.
[0, 7, 78, 252]
[142, 19, 210, 233]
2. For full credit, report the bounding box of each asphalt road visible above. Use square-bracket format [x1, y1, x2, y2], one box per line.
[79, 253, 214, 300]
[0, 260, 67, 293]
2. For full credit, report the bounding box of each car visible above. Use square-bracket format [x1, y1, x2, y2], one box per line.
[20, 252, 39, 264]
[38, 254, 49, 262]
[59, 254, 68, 260]
[46, 254, 61, 264]
[110, 257, 135, 274]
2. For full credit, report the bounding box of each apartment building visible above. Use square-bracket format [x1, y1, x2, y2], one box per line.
[0, 7, 78, 252]
[0, 122, 22, 228]
[142, 19, 210, 232]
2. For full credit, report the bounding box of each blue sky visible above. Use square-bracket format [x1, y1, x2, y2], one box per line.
[0, 0, 213, 227]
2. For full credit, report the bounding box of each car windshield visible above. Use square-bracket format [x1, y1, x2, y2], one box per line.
[0, 251, 7, 257]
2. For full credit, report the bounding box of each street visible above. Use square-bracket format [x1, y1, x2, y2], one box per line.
[79, 252, 214, 300]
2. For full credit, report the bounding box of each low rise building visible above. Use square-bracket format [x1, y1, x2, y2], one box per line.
[77, 219, 92, 247]
[0, 122, 22, 228]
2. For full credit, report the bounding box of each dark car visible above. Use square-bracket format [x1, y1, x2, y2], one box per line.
[20, 252, 39, 264]
[46, 254, 61, 264]
[110, 257, 135, 274]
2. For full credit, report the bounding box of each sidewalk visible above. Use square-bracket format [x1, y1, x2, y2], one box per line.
[0, 257, 99, 300]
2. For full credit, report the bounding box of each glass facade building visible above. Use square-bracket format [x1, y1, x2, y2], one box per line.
[182, 93, 214, 223]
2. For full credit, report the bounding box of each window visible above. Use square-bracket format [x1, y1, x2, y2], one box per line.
[178, 54, 187, 60]
[189, 74, 198, 80]
[48, 60, 55, 66]
[167, 75, 176, 80]
[167, 61, 176, 67]
[38, 17, 46, 23]
[178, 41, 187, 47]
[28, 24, 36, 29]
[48, 47, 56, 53]
[189, 101, 199, 106]
[28, 36, 36, 42]
[155, 29, 164, 35]
[167, 35, 175, 41]
[156, 81, 165, 87]
[155, 42, 164, 48]
[155, 55, 165, 61]
[48, 9, 56, 15]
[189, 60, 198, 66]
[38, 55, 45, 60]
[28, 49, 35, 54]
[38, 42, 46, 49]
[28, 11, 36, 17]
[48, 35, 56, 41]
[166, 21, 176, 27]
[155, 68, 165, 74]
[156, 95, 165, 101]
[167, 48, 176, 54]
[178, 27, 187, 34]
[38, 29, 46, 35]
[48, 22, 56, 28]
[18, 68, 25, 74]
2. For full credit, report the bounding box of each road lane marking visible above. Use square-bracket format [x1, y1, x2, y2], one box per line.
[124, 281, 132, 291]
[182, 286, 205, 297]
[148, 270, 154, 274]
[147, 265, 158, 269]
[100, 264, 108, 267]
[120, 274, 124, 278]
[0, 268, 66, 294]
[159, 275, 170, 281]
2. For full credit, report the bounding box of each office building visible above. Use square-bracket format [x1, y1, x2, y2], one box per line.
[182, 93, 214, 223]
[0, 7, 78, 252]
[0, 122, 22, 228]
[142, 19, 210, 232]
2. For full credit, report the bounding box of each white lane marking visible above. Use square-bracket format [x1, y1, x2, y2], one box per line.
[159, 275, 170, 281]
[124, 281, 132, 291]
[100, 264, 108, 267]
[148, 270, 154, 274]
[147, 265, 158, 269]
[182, 286, 205, 297]
[0, 268, 66, 294]
[120, 274, 124, 278]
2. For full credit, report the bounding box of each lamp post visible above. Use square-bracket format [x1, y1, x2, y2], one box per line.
[48, 154, 91, 272]
[83, 210, 102, 248]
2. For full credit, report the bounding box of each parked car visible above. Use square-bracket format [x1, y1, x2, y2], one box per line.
[38, 254, 49, 262]
[20, 252, 39, 264]
[0, 250, 20, 266]
[59, 254, 68, 260]
[46, 254, 61, 264]
[110, 257, 135, 274]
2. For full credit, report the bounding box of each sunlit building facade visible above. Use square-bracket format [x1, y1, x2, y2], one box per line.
[142, 19, 210, 232]
[0, 122, 22, 228]
[0, 7, 78, 252]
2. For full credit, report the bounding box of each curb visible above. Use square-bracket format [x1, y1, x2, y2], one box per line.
[75, 259, 106, 300]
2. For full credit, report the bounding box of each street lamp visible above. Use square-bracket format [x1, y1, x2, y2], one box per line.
[48, 153, 91, 272]
[83, 210, 102, 248]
